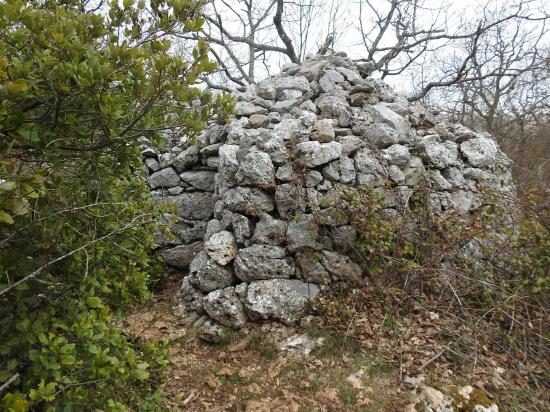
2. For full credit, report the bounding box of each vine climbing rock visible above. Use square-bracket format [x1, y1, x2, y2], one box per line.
[142, 54, 514, 342]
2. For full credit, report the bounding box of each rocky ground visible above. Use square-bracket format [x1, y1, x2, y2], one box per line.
[121, 276, 548, 411]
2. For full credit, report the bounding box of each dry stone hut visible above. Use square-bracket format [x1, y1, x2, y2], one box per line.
[142, 54, 513, 342]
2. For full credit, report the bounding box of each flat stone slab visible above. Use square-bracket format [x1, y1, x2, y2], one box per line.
[234, 245, 294, 282]
[160, 242, 203, 269]
[244, 279, 320, 324]
[296, 141, 342, 168]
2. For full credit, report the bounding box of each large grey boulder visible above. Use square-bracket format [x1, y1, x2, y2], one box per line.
[235, 151, 275, 185]
[231, 213, 252, 245]
[234, 245, 294, 281]
[443, 167, 466, 188]
[275, 163, 296, 182]
[316, 95, 351, 127]
[356, 122, 399, 148]
[273, 99, 299, 112]
[296, 141, 342, 168]
[223, 187, 274, 216]
[295, 251, 330, 284]
[338, 135, 366, 155]
[204, 230, 238, 266]
[274, 76, 311, 96]
[148, 168, 180, 189]
[168, 219, 207, 244]
[257, 135, 289, 166]
[322, 156, 356, 184]
[248, 114, 269, 128]
[235, 101, 268, 116]
[172, 146, 199, 172]
[421, 139, 459, 169]
[319, 69, 346, 92]
[369, 103, 411, 136]
[403, 156, 425, 186]
[311, 119, 336, 142]
[450, 190, 482, 214]
[203, 287, 247, 328]
[160, 241, 203, 269]
[256, 80, 277, 100]
[271, 117, 301, 141]
[382, 144, 411, 167]
[189, 251, 234, 292]
[429, 170, 452, 190]
[200, 124, 228, 146]
[175, 192, 215, 220]
[331, 225, 358, 253]
[286, 214, 320, 252]
[305, 170, 324, 187]
[200, 143, 223, 156]
[320, 251, 363, 282]
[286, 214, 320, 253]
[354, 148, 385, 177]
[279, 89, 303, 100]
[179, 170, 216, 191]
[336, 66, 363, 84]
[179, 276, 205, 313]
[274, 184, 307, 218]
[251, 213, 288, 246]
[244, 279, 320, 324]
[196, 318, 226, 343]
[460, 137, 498, 168]
[217, 144, 240, 194]
[144, 157, 160, 172]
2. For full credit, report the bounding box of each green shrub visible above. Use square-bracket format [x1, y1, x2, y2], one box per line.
[0, 0, 233, 409]
[333, 183, 550, 359]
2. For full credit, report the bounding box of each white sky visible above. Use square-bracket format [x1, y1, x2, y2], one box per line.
[196, 0, 549, 100]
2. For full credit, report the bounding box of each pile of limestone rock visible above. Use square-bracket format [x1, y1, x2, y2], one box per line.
[142, 54, 513, 342]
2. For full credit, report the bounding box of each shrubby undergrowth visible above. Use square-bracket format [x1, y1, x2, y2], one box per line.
[328, 182, 549, 361]
[0, 0, 232, 410]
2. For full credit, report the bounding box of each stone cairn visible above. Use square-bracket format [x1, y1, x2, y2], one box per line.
[142, 54, 513, 342]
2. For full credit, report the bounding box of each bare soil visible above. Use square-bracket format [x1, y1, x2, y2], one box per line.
[121, 276, 549, 411]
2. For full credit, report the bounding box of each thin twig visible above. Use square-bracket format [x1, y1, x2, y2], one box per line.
[0, 373, 19, 395]
[0, 214, 154, 298]
[418, 347, 447, 372]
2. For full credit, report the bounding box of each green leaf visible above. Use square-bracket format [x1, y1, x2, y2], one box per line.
[86, 296, 102, 308]
[132, 369, 149, 380]
[37, 333, 49, 345]
[0, 181, 16, 191]
[60, 355, 75, 365]
[6, 80, 30, 94]
[29, 389, 41, 401]
[0, 211, 14, 224]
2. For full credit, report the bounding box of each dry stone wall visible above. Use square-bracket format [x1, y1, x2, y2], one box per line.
[142, 54, 513, 342]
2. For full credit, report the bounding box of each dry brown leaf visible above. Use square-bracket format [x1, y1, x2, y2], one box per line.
[205, 375, 221, 390]
[315, 386, 342, 406]
[244, 400, 269, 412]
[229, 335, 253, 352]
[215, 366, 234, 377]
